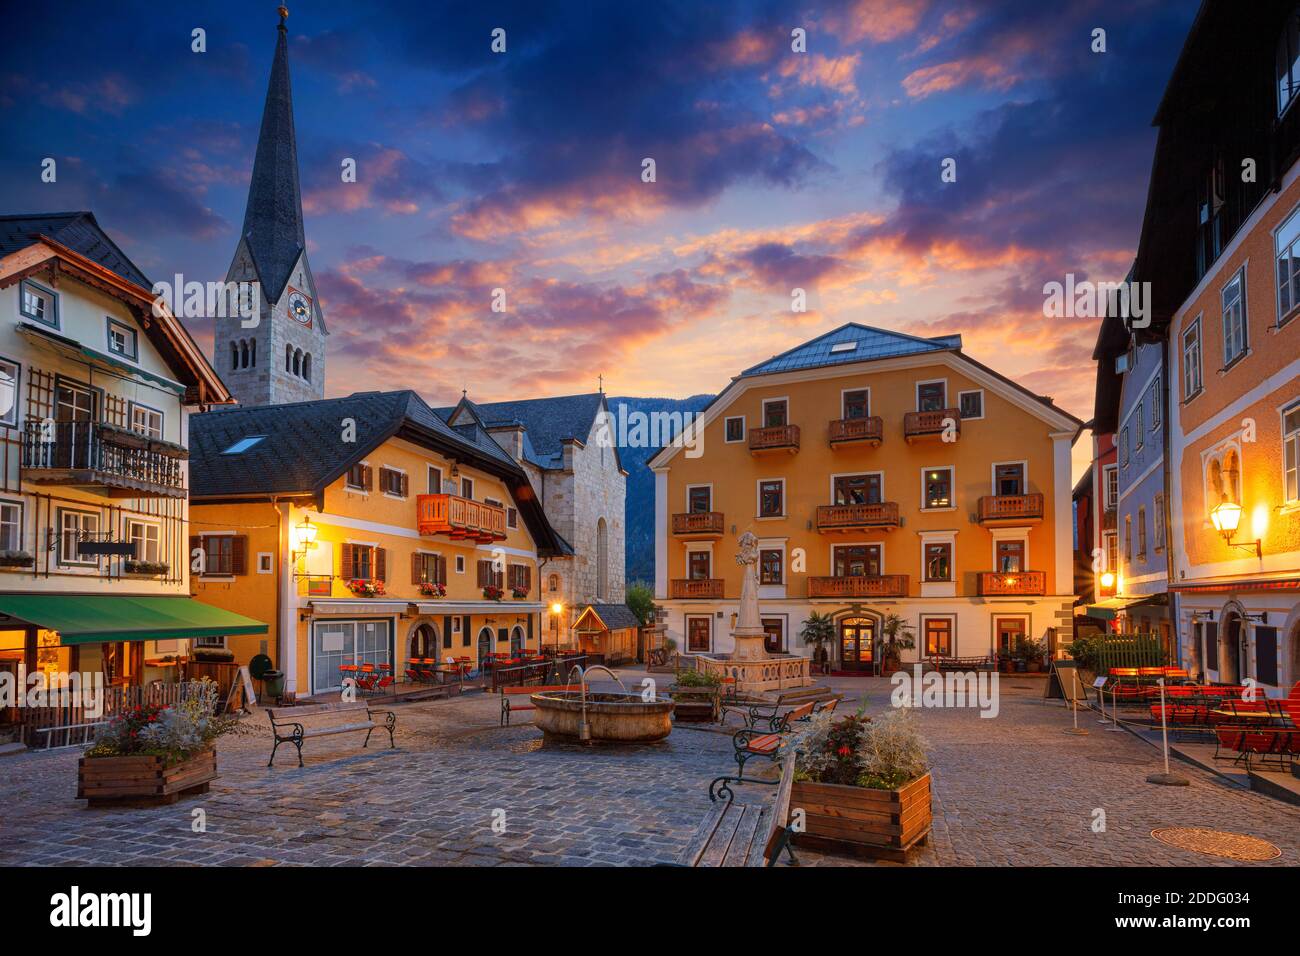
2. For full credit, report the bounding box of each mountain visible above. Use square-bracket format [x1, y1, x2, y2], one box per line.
[608, 394, 714, 585]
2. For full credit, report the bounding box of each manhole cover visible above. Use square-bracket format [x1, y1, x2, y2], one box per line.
[1151, 827, 1281, 861]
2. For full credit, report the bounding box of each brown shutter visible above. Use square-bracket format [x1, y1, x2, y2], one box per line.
[436, 555, 447, 585]
[477, 560, 490, 587]
[231, 535, 248, 575]
[412, 551, 422, 584]
[362, 465, 373, 491]
[341, 543, 355, 580]
[400, 472, 409, 497]
[524, 564, 532, 591]
[375, 547, 386, 583]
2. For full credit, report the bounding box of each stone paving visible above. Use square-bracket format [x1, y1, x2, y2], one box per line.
[1, 670, 1297, 867]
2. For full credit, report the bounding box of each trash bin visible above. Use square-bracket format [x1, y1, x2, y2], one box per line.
[262, 669, 285, 699]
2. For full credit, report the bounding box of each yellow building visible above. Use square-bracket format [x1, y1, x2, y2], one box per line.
[649, 323, 1082, 669]
[188, 389, 569, 698]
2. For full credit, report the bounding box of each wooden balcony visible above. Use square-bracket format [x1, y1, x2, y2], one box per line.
[976, 493, 1044, 526]
[671, 512, 725, 538]
[670, 578, 725, 599]
[416, 493, 506, 542]
[828, 416, 883, 448]
[21, 420, 186, 498]
[748, 424, 800, 455]
[977, 570, 1047, 596]
[815, 502, 900, 533]
[903, 408, 960, 443]
[807, 574, 909, 599]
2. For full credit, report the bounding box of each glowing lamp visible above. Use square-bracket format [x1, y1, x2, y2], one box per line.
[550, 602, 564, 615]
[1209, 500, 1261, 558]
[1100, 571, 1116, 589]
[293, 515, 318, 556]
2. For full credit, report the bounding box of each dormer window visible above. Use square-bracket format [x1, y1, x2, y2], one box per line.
[20, 279, 57, 328]
[106, 319, 137, 361]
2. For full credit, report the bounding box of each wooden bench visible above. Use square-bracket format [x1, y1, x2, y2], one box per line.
[929, 655, 995, 673]
[677, 751, 798, 867]
[730, 696, 819, 733]
[267, 701, 396, 767]
[500, 685, 579, 725]
[730, 702, 815, 776]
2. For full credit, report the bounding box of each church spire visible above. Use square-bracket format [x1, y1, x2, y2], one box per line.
[240, 5, 304, 304]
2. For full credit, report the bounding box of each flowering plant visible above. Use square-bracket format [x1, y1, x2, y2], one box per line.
[86, 679, 242, 766]
[418, 581, 446, 597]
[483, 584, 503, 601]
[790, 708, 928, 790]
[348, 579, 385, 597]
[511, 585, 529, 599]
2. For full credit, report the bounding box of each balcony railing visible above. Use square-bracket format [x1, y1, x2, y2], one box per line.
[903, 408, 960, 442]
[828, 416, 883, 447]
[977, 570, 1046, 596]
[807, 574, 909, 598]
[815, 502, 900, 532]
[977, 493, 1044, 525]
[416, 494, 507, 542]
[670, 578, 725, 599]
[748, 424, 800, 454]
[21, 420, 186, 498]
[671, 512, 725, 537]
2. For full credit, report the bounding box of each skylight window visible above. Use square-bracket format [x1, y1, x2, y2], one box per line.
[222, 436, 266, 455]
[830, 341, 858, 353]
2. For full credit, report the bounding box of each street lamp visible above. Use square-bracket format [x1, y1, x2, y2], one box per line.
[1209, 501, 1261, 558]
[1100, 571, 1116, 590]
[291, 515, 318, 562]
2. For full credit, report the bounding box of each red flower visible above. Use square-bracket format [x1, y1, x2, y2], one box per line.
[837, 745, 852, 758]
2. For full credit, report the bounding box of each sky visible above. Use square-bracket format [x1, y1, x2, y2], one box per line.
[0, 0, 1200, 479]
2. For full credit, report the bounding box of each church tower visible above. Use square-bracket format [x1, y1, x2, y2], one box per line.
[217, 6, 327, 406]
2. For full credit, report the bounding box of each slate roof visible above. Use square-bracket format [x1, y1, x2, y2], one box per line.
[579, 603, 641, 631]
[0, 212, 151, 290]
[741, 323, 962, 376]
[435, 392, 607, 470]
[238, 17, 306, 306]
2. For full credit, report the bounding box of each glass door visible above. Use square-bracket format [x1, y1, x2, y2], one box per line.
[313, 620, 391, 692]
[839, 617, 875, 670]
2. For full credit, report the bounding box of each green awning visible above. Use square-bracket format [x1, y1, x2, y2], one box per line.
[0, 594, 267, 644]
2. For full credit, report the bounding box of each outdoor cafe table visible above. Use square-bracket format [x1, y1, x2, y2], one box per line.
[1209, 709, 1292, 727]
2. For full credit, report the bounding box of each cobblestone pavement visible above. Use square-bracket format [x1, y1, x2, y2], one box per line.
[1, 672, 1296, 867]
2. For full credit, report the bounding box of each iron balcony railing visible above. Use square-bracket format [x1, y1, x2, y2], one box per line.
[21, 419, 186, 497]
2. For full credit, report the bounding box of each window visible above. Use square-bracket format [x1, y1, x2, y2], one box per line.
[125, 519, 161, 564]
[596, 517, 609, 600]
[1153, 494, 1166, 552]
[476, 559, 503, 590]
[19, 279, 57, 327]
[548, 573, 560, 592]
[346, 463, 372, 491]
[1102, 532, 1118, 580]
[129, 403, 163, 439]
[506, 507, 518, 530]
[762, 399, 787, 428]
[199, 534, 247, 576]
[427, 466, 443, 494]
[460, 477, 474, 499]
[922, 468, 953, 509]
[1182, 318, 1203, 399]
[758, 479, 784, 517]
[724, 416, 745, 442]
[221, 435, 265, 455]
[917, 381, 946, 411]
[687, 550, 711, 580]
[995, 617, 1024, 655]
[923, 618, 953, 657]
[1284, 401, 1300, 502]
[829, 341, 857, 354]
[0, 357, 19, 428]
[302, 353, 311, 382]
[958, 390, 984, 420]
[285, 344, 293, 372]
[455, 555, 465, 574]
[687, 486, 712, 512]
[257, 552, 274, 573]
[1135, 405, 1144, 449]
[1137, 507, 1147, 559]
[0, 500, 21, 551]
[508, 563, 532, 592]
[59, 509, 99, 566]
[412, 552, 446, 585]
[924, 542, 952, 582]
[759, 548, 783, 585]
[842, 389, 869, 419]
[833, 544, 880, 577]
[1124, 515, 1132, 562]
[379, 467, 407, 497]
[996, 539, 1025, 573]
[1278, 8, 1300, 116]
[342, 543, 383, 582]
[1149, 375, 1161, 429]
[994, 462, 1024, 496]
[105, 318, 138, 361]
[687, 616, 711, 653]
[833, 473, 881, 505]
[1104, 465, 1118, 509]
[195, 636, 226, 649]
[1277, 206, 1300, 325]
[1120, 428, 1130, 465]
[1221, 267, 1248, 366]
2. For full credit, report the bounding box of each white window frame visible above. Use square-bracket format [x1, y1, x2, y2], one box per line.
[1134, 405, 1144, 449]
[760, 397, 789, 429]
[685, 483, 714, 511]
[257, 552, 274, 574]
[723, 415, 746, 443]
[1220, 264, 1248, 367]
[840, 387, 870, 419]
[1103, 464, 1118, 509]
[1149, 375, 1161, 429]
[990, 460, 1028, 496]
[919, 465, 956, 512]
[106, 317, 138, 362]
[19, 278, 58, 328]
[957, 389, 984, 421]
[455, 555, 466, 574]
[506, 507, 518, 530]
[829, 470, 884, 506]
[1182, 315, 1203, 400]
[460, 477, 474, 499]
[0, 498, 22, 552]
[915, 378, 948, 412]
[1282, 398, 1300, 504]
[58, 508, 100, 567]
[756, 477, 786, 519]
[1275, 202, 1300, 327]
[129, 401, 164, 439]
[379, 465, 407, 499]
[124, 517, 162, 564]
[0, 356, 20, 428]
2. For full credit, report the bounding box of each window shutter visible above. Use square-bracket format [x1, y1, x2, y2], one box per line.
[436, 555, 447, 585]
[400, 472, 409, 497]
[412, 551, 422, 584]
[477, 560, 491, 587]
[231, 535, 248, 575]
[362, 465, 373, 491]
[523, 565, 532, 590]
[341, 543, 354, 580]
[375, 547, 386, 583]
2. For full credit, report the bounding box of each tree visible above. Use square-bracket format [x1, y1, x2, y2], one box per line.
[625, 581, 655, 626]
[879, 613, 915, 670]
[800, 612, 836, 666]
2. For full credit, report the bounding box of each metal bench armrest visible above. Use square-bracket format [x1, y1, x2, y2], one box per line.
[709, 774, 779, 803]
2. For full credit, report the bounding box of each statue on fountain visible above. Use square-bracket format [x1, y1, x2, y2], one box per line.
[731, 530, 768, 661]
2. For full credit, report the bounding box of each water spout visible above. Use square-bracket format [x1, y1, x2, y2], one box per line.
[564, 664, 629, 745]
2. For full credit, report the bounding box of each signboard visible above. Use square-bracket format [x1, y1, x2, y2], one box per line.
[223, 665, 257, 713]
[78, 541, 136, 557]
[1045, 660, 1087, 701]
[1092, 676, 1108, 689]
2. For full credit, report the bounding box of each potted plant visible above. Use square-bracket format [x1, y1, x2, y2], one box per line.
[0, 550, 34, 570]
[78, 679, 241, 807]
[667, 667, 723, 721]
[483, 584, 504, 601]
[347, 579, 385, 597]
[878, 613, 915, 674]
[789, 708, 932, 861]
[418, 581, 446, 598]
[124, 559, 169, 576]
[511, 585, 529, 599]
[1019, 636, 1046, 673]
[800, 611, 835, 671]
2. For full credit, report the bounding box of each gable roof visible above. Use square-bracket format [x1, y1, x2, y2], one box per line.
[742, 322, 962, 376]
[573, 603, 641, 632]
[436, 392, 611, 470]
[189, 389, 568, 555]
[0, 212, 151, 289]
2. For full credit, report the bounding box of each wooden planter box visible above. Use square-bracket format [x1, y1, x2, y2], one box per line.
[790, 772, 931, 862]
[77, 749, 217, 808]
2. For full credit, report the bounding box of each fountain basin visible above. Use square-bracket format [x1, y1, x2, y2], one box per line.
[530, 691, 673, 742]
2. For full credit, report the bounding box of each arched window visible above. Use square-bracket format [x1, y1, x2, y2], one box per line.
[292, 349, 301, 377]
[1221, 449, 1240, 504]
[510, 625, 525, 655]
[596, 517, 609, 601]
[230, 341, 238, 371]
[240, 340, 249, 369]
[548, 573, 560, 592]
[302, 352, 311, 382]
[409, 623, 439, 660]
[286, 344, 293, 372]
[476, 626, 494, 664]
[249, 338, 256, 368]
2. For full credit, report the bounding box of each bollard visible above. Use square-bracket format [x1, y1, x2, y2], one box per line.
[1064, 697, 1088, 735]
[1146, 678, 1189, 786]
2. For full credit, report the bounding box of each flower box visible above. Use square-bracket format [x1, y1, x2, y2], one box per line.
[0, 551, 34, 570]
[124, 560, 169, 576]
[418, 582, 446, 598]
[77, 748, 217, 808]
[483, 585, 504, 601]
[789, 772, 931, 862]
[347, 579, 386, 597]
